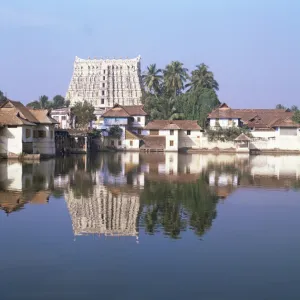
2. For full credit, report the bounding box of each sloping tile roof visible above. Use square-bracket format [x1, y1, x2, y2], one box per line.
[0, 100, 57, 126]
[144, 120, 201, 130]
[0, 100, 40, 123]
[29, 109, 58, 124]
[122, 105, 148, 116]
[208, 103, 294, 130]
[102, 104, 147, 117]
[235, 133, 251, 141]
[0, 111, 36, 126]
[270, 117, 300, 128]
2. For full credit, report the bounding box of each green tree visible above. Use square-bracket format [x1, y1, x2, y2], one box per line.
[27, 95, 50, 109]
[176, 88, 220, 128]
[0, 90, 7, 101]
[142, 64, 163, 94]
[163, 61, 189, 96]
[186, 63, 219, 92]
[51, 95, 65, 109]
[291, 105, 299, 112]
[108, 125, 123, 139]
[292, 110, 300, 123]
[144, 93, 184, 120]
[71, 101, 96, 128]
[276, 104, 286, 110]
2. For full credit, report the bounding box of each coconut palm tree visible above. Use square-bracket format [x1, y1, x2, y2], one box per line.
[186, 63, 219, 92]
[163, 61, 189, 96]
[142, 64, 163, 94]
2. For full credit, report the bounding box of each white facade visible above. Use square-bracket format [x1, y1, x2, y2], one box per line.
[0, 124, 55, 157]
[209, 118, 239, 128]
[50, 108, 70, 129]
[66, 56, 143, 109]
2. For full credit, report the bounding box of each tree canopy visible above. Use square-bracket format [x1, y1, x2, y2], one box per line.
[142, 61, 220, 127]
[27, 95, 69, 109]
[0, 90, 7, 101]
[71, 101, 96, 128]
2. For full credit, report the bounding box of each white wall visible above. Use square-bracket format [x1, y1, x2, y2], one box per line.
[251, 131, 278, 139]
[178, 130, 201, 149]
[250, 136, 300, 151]
[0, 126, 23, 156]
[210, 118, 239, 128]
[199, 136, 236, 150]
[165, 130, 179, 151]
[33, 125, 56, 156]
[131, 116, 146, 128]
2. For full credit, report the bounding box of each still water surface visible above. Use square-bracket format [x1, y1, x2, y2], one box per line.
[0, 153, 300, 299]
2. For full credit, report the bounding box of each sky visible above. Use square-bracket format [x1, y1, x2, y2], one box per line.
[0, 0, 299, 108]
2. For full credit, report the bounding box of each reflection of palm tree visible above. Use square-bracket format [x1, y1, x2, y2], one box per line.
[140, 177, 219, 239]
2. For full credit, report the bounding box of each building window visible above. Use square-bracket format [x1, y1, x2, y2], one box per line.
[111, 140, 115, 146]
[170, 129, 174, 135]
[130, 140, 133, 146]
[138, 129, 142, 135]
[38, 130, 46, 138]
[50, 131, 54, 139]
[102, 91, 105, 95]
[102, 83, 105, 88]
[170, 140, 174, 146]
[104, 70, 106, 74]
[61, 116, 66, 120]
[118, 140, 122, 146]
[137, 117, 141, 122]
[101, 99, 104, 104]
[33, 130, 38, 138]
[25, 128, 31, 138]
[186, 166, 190, 174]
[187, 130, 191, 135]
[103, 76, 105, 80]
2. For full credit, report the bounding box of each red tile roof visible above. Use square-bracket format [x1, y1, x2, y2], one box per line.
[0, 100, 57, 126]
[144, 120, 201, 130]
[29, 109, 58, 124]
[208, 103, 295, 130]
[102, 104, 148, 117]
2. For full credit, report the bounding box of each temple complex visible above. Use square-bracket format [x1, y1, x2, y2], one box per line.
[65, 56, 143, 114]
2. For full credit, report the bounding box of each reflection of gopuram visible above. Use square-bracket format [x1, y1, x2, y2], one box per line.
[65, 186, 140, 237]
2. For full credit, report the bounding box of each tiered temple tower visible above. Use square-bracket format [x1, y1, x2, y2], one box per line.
[66, 56, 143, 111]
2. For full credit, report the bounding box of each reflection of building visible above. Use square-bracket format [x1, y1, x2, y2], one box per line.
[0, 160, 54, 214]
[65, 186, 140, 237]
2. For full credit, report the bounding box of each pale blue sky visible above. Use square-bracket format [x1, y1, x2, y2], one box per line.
[1, 0, 299, 108]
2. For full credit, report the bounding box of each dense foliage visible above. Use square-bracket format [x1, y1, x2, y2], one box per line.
[0, 90, 7, 101]
[71, 101, 96, 128]
[108, 125, 123, 139]
[27, 95, 70, 109]
[142, 61, 220, 127]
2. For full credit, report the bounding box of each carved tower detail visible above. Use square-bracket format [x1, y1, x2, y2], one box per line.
[66, 56, 143, 110]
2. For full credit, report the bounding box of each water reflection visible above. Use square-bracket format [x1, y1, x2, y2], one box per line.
[0, 153, 299, 238]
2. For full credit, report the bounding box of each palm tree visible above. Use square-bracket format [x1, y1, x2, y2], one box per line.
[39, 95, 49, 109]
[142, 64, 162, 94]
[186, 63, 219, 92]
[163, 61, 189, 96]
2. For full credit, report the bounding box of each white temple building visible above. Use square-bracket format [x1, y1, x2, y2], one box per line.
[66, 56, 143, 115]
